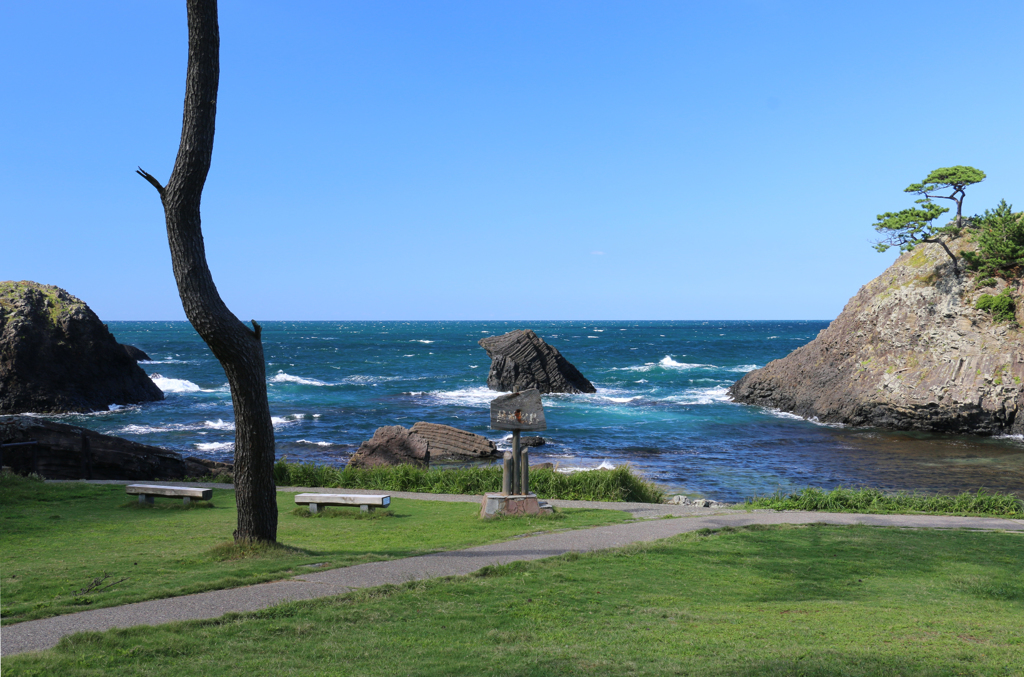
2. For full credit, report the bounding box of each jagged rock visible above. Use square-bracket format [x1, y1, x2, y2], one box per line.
[347, 425, 429, 469]
[531, 462, 555, 470]
[409, 422, 497, 460]
[184, 457, 213, 478]
[479, 329, 596, 394]
[730, 236, 1024, 435]
[0, 415, 186, 480]
[520, 435, 546, 447]
[122, 344, 151, 362]
[0, 281, 164, 413]
[666, 495, 727, 508]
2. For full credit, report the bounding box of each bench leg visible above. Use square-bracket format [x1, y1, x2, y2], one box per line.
[360, 504, 369, 513]
[183, 496, 191, 506]
[309, 503, 318, 514]
[139, 494, 154, 505]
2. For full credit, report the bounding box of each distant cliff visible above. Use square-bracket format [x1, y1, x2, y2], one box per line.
[729, 238, 1023, 435]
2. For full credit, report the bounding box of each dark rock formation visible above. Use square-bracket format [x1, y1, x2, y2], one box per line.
[347, 425, 429, 469]
[479, 329, 596, 394]
[185, 456, 234, 480]
[0, 415, 186, 480]
[520, 435, 546, 447]
[122, 344, 152, 362]
[409, 421, 498, 460]
[531, 462, 555, 470]
[0, 281, 164, 414]
[730, 237, 1024, 434]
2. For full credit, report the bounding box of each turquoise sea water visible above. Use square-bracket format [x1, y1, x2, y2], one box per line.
[44, 321, 1024, 502]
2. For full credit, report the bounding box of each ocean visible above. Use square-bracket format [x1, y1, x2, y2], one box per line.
[41, 321, 1024, 503]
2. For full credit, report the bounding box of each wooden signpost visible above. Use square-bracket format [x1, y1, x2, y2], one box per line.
[482, 388, 552, 518]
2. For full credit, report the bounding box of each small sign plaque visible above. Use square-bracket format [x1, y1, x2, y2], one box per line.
[490, 389, 546, 432]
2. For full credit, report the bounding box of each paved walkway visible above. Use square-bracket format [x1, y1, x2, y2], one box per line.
[5, 485, 1022, 658]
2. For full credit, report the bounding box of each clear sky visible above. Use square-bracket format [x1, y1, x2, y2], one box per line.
[3, 1, 1021, 321]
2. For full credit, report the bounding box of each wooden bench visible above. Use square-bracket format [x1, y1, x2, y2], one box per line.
[127, 484, 212, 506]
[294, 493, 390, 514]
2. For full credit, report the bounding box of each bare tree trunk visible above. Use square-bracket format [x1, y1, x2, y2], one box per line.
[137, 0, 277, 543]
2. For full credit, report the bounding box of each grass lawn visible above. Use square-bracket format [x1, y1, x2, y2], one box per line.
[5, 524, 1022, 676]
[0, 475, 630, 624]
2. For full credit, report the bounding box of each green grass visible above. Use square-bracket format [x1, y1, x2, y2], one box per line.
[274, 460, 666, 503]
[0, 473, 630, 624]
[747, 486, 1024, 517]
[6, 524, 1023, 676]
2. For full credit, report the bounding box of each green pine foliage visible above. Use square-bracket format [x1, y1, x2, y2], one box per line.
[975, 288, 1017, 323]
[273, 460, 665, 503]
[962, 199, 1024, 278]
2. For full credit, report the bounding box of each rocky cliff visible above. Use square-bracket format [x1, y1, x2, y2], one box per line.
[479, 329, 596, 394]
[729, 238, 1024, 435]
[0, 281, 164, 413]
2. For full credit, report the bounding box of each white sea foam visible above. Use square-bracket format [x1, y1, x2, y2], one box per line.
[413, 340, 434, 344]
[995, 433, 1024, 441]
[664, 386, 731, 405]
[107, 404, 123, 411]
[204, 419, 235, 431]
[728, 364, 759, 373]
[556, 460, 616, 474]
[140, 359, 191, 365]
[272, 415, 306, 426]
[150, 375, 202, 393]
[603, 396, 641, 403]
[195, 442, 233, 452]
[403, 354, 415, 357]
[588, 336, 599, 339]
[119, 424, 175, 434]
[425, 386, 495, 407]
[271, 371, 330, 386]
[659, 356, 712, 369]
[296, 439, 334, 447]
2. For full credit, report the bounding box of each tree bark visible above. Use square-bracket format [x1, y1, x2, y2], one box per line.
[137, 0, 278, 542]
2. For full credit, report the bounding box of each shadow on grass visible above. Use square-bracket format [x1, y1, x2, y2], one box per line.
[289, 507, 402, 520]
[119, 500, 216, 511]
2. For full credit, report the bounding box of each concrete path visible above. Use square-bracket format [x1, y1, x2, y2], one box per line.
[4, 502, 1022, 657]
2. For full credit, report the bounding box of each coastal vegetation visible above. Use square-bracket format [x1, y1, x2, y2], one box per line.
[963, 199, 1024, 279]
[872, 165, 986, 273]
[272, 460, 666, 503]
[0, 472, 629, 624]
[747, 486, 1024, 517]
[7, 524, 1023, 675]
[976, 288, 1017, 324]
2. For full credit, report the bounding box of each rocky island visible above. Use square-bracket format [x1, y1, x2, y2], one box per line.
[730, 237, 1023, 435]
[479, 329, 596, 394]
[0, 281, 164, 414]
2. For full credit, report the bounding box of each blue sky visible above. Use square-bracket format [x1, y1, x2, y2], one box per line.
[3, 1, 1021, 321]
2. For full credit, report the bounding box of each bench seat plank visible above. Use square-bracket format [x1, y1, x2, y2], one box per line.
[126, 484, 213, 500]
[294, 493, 390, 508]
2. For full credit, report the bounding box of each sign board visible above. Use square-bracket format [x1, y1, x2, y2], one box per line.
[490, 388, 546, 432]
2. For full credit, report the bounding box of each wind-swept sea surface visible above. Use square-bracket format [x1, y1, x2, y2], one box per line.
[43, 321, 1024, 503]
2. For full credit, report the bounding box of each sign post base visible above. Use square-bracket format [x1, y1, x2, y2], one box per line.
[480, 492, 553, 519]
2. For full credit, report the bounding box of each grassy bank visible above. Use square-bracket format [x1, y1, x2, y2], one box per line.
[273, 460, 666, 503]
[748, 486, 1024, 517]
[7, 524, 1023, 676]
[0, 473, 630, 624]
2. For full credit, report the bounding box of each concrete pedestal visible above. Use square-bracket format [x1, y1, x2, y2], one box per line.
[480, 492, 554, 519]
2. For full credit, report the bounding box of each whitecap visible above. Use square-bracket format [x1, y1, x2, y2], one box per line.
[603, 396, 641, 403]
[271, 371, 329, 387]
[728, 364, 759, 373]
[150, 375, 202, 393]
[194, 442, 233, 452]
[296, 439, 334, 447]
[556, 460, 616, 474]
[663, 386, 731, 405]
[107, 404, 123, 411]
[659, 356, 713, 369]
[426, 386, 497, 407]
[403, 355, 415, 357]
[588, 336, 599, 339]
[204, 419, 235, 431]
[413, 340, 434, 344]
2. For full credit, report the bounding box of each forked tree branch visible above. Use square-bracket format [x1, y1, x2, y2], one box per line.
[136, 167, 165, 196]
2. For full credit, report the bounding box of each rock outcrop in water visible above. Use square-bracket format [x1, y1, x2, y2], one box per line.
[347, 425, 430, 469]
[479, 329, 596, 394]
[1, 416, 186, 480]
[0, 281, 164, 414]
[409, 422, 498, 461]
[122, 345, 152, 362]
[729, 237, 1024, 435]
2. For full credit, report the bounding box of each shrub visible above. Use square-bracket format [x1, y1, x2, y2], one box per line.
[976, 288, 1016, 323]
[747, 486, 1024, 517]
[976, 277, 997, 287]
[273, 460, 664, 503]
[962, 199, 1024, 278]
